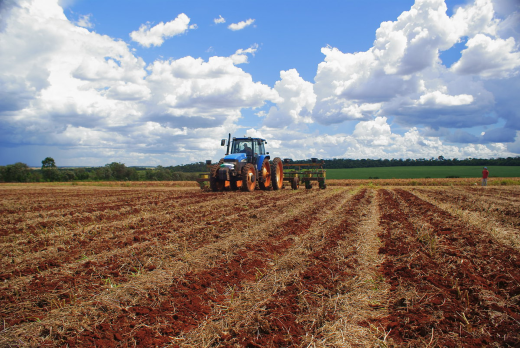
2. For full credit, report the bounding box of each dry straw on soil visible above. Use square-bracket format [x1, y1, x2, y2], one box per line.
[0, 182, 519, 347]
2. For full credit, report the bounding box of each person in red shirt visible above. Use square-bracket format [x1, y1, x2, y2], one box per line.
[482, 167, 489, 186]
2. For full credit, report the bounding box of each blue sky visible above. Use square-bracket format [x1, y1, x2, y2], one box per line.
[0, 0, 519, 166]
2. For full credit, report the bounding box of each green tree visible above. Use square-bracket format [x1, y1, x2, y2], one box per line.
[127, 167, 139, 181]
[62, 170, 76, 181]
[41, 157, 60, 181]
[73, 168, 90, 180]
[107, 162, 128, 180]
[0, 162, 31, 182]
[41, 157, 57, 169]
[94, 167, 112, 180]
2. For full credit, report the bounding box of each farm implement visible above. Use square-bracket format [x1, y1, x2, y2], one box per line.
[196, 133, 326, 191]
[282, 158, 326, 190]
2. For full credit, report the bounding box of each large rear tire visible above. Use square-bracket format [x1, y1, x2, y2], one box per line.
[259, 159, 271, 190]
[210, 160, 224, 192]
[241, 163, 256, 192]
[271, 157, 283, 190]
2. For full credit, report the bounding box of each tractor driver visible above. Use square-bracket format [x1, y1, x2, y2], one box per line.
[242, 143, 253, 156]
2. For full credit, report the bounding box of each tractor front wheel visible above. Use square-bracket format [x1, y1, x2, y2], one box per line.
[241, 163, 256, 192]
[271, 157, 283, 190]
[210, 161, 224, 192]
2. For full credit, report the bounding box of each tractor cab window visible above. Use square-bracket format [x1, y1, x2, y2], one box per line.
[257, 141, 266, 155]
[231, 140, 253, 156]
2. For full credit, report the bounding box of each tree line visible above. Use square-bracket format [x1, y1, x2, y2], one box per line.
[168, 156, 520, 172]
[314, 156, 520, 169]
[0, 158, 198, 183]
[1, 156, 518, 183]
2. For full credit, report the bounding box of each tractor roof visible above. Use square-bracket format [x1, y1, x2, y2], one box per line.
[233, 137, 267, 142]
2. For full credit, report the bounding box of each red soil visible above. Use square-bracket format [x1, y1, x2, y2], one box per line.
[1, 186, 519, 347]
[371, 189, 520, 346]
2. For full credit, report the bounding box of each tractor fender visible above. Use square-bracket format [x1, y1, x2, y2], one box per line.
[256, 155, 270, 172]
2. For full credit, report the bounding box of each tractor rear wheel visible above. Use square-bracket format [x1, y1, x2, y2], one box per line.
[210, 160, 224, 192]
[271, 157, 283, 190]
[259, 159, 271, 190]
[291, 177, 299, 190]
[241, 163, 256, 192]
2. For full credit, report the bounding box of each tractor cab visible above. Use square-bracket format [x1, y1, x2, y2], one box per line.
[226, 137, 268, 165]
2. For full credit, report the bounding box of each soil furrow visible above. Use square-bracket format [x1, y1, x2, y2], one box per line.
[414, 187, 520, 227]
[410, 187, 520, 251]
[202, 189, 371, 347]
[63, 189, 351, 347]
[0, 188, 343, 346]
[0, 190, 317, 329]
[0, 189, 301, 277]
[460, 186, 520, 203]
[1, 184, 518, 348]
[372, 188, 520, 347]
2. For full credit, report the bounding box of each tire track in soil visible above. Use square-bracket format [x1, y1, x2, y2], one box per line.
[210, 189, 371, 347]
[64, 189, 352, 347]
[371, 188, 520, 347]
[0, 190, 313, 330]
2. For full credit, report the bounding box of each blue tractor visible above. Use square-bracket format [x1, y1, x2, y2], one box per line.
[209, 134, 284, 192]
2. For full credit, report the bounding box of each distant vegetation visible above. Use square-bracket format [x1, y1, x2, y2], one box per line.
[312, 156, 520, 169]
[167, 156, 520, 172]
[0, 158, 198, 183]
[0, 156, 518, 183]
[326, 166, 520, 180]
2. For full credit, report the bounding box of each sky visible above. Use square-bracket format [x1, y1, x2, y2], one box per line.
[0, 0, 519, 167]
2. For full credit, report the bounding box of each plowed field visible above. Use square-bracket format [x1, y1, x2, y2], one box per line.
[1, 185, 519, 347]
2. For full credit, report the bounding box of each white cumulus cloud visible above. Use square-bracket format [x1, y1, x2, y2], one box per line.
[263, 69, 316, 127]
[0, 0, 518, 166]
[228, 18, 255, 31]
[75, 14, 93, 28]
[0, 0, 281, 165]
[214, 15, 226, 24]
[230, 44, 258, 64]
[130, 13, 191, 47]
[418, 91, 474, 106]
[310, 0, 519, 134]
[451, 34, 520, 78]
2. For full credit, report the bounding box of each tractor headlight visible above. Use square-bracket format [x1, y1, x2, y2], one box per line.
[222, 163, 235, 170]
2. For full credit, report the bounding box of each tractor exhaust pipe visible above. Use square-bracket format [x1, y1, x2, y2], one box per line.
[226, 133, 231, 155]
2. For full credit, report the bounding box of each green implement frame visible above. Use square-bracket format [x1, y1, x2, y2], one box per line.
[283, 160, 326, 190]
[196, 172, 210, 190]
